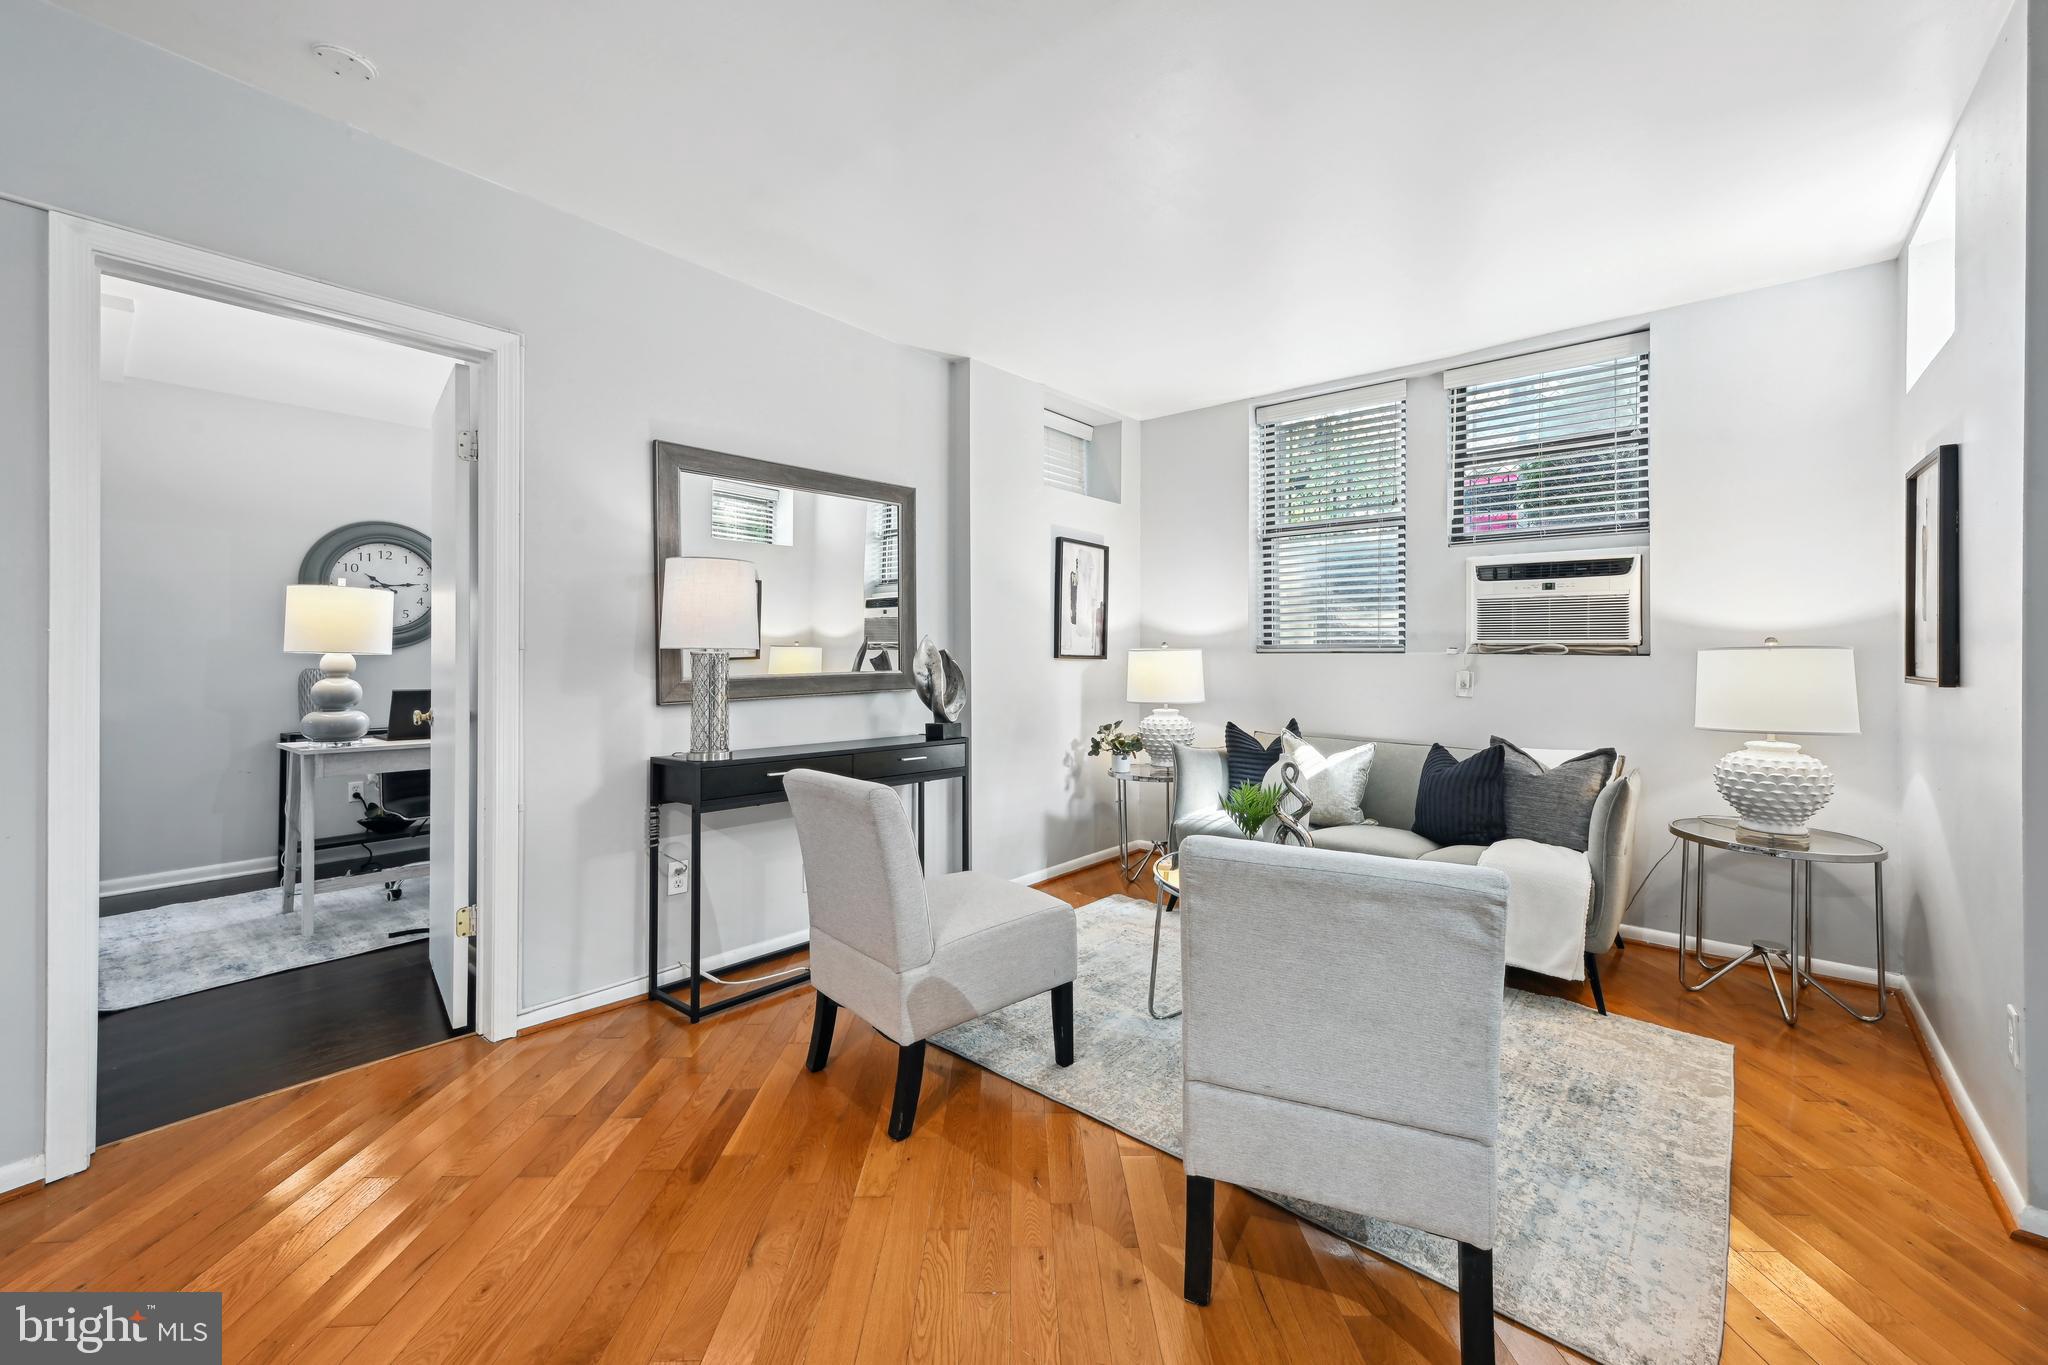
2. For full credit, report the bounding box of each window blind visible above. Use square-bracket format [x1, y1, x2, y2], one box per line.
[1042, 411, 1094, 495]
[864, 501, 900, 592]
[1253, 380, 1407, 652]
[709, 484, 778, 544]
[1446, 332, 1650, 543]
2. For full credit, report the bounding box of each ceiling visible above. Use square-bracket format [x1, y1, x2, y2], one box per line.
[100, 278, 455, 427]
[60, 0, 2009, 418]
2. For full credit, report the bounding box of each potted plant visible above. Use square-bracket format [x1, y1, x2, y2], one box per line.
[1220, 780, 1284, 839]
[1088, 721, 1146, 775]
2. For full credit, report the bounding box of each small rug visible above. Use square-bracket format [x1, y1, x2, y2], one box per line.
[100, 879, 431, 1011]
[932, 895, 1733, 1365]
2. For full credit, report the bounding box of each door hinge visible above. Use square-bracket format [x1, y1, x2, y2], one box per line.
[456, 904, 477, 937]
[456, 429, 479, 462]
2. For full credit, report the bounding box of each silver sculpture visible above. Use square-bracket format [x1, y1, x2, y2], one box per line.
[911, 635, 967, 733]
[1273, 760, 1316, 847]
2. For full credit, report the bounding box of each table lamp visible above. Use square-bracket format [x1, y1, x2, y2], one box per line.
[283, 583, 394, 743]
[1695, 639, 1859, 845]
[661, 556, 760, 759]
[1127, 643, 1205, 764]
[767, 642, 823, 675]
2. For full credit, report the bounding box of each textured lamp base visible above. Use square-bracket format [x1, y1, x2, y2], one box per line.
[687, 649, 733, 760]
[300, 651, 370, 744]
[1138, 706, 1195, 765]
[1714, 739, 1834, 844]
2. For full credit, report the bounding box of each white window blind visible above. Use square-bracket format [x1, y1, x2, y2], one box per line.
[709, 483, 778, 544]
[1253, 380, 1407, 652]
[1042, 411, 1094, 495]
[1446, 332, 1650, 543]
[864, 501, 900, 592]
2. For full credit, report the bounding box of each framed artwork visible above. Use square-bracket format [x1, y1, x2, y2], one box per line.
[1905, 444, 1960, 687]
[1053, 536, 1109, 659]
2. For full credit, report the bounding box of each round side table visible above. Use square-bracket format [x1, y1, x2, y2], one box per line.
[1148, 853, 1181, 1021]
[1670, 816, 1887, 1027]
[1112, 762, 1177, 883]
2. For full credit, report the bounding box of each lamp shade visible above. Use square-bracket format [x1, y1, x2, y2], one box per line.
[1695, 645, 1860, 735]
[1126, 646, 1206, 705]
[282, 584, 393, 656]
[767, 643, 823, 674]
[660, 557, 760, 652]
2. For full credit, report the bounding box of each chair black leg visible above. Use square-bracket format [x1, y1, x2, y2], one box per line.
[1051, 982, 1075, 1067]
[1458, 1242, 1494, 1364]
[1183, 1173, 1214, 1306]
[1585, 951, 1608, 1015]
[887, 1040, 927, 1141]
[806, 994, 838, 1073]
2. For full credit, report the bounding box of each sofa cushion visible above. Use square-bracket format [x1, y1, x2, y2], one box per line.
[1413, 743, 1507, 846]
[1177, 809, 1244, 841]
[1263, 734, 1374, 826]
[1418, 844, 1488, 866]
[1308, 824, 1442, 859]
[1493, 736, 1616, 852]
[1225, 718, 1299, 789]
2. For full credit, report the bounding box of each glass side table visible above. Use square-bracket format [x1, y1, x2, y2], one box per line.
[1149, 853, 1181, 1020]
[1671, 816, 1887, 1027]
[1112, 761, 1177, 883]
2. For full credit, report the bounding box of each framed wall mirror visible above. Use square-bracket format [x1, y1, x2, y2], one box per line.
[654, 442, 916, 702]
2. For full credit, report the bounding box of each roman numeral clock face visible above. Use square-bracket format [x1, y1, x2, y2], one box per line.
[301, 522, 434, 649]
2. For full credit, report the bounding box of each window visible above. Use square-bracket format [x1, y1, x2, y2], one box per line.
[1253, 381, 1407, 652]
[1446, 333, 1650, 544]
[1905, 156, 1956, 386]
[1042, 410, 1094, 495]
[864, 501, 900, 594]
[709, 481, 779, 544]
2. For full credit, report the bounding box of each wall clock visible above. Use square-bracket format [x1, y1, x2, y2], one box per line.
[300, 520, 433, 648]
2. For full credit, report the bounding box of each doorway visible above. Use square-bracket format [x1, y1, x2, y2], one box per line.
[45, 215, 524, 1178]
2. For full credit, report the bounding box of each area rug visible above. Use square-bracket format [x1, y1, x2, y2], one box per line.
[932, 894, 1733, 1365]
[100, 879, 431, 1011]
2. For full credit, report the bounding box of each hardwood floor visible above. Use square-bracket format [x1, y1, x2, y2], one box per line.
[7, 857, 2046, 1363]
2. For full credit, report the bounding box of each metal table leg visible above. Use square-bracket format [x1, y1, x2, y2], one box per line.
[1148, 879, 1181, 1021]
[1797, 862, 1889, 1023]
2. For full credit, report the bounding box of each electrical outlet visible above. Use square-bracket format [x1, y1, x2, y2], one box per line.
[2009, 1004, 2024, 1069]
[1455, 668, 1474, 698]
[666, 858, 689, 896]
[347, 780, 367, 803]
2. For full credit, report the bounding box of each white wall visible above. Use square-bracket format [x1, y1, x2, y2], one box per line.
[959, 360, 1150, 879]
[1901, 0, 2034, 1210]
[99, 378, 433, 885]
[0, 0, 960, 1173]
[1140, 262, 1903, 967]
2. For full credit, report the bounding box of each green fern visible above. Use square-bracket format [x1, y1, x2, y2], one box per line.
[1219, 780, 1283, 838]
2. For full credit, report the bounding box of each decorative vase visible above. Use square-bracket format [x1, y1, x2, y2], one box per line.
[1138, 705, 1195, 765]
[1713, 738, 1835, 843]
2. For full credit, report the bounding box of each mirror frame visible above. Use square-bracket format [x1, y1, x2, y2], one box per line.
[654, 441, 917, 703]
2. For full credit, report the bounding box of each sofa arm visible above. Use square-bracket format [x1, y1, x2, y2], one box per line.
[1583, 770, 1641, 953]
[1171, 745, 1229, 829]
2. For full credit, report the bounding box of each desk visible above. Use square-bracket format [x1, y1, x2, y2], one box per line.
[279, 738, 431, 936]
[647, 734, 970, 1022]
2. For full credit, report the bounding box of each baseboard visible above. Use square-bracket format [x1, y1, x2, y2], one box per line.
[1617, 923, 1907, 992]
[1014, 842, 1148, 886]
[513, 929, 811, 1032]
[0, 1153, 46, 1198]
[98, 856, 274, 898]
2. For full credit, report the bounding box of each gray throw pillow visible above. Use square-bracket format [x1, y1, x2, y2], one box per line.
[1491, 737, 1616, 852]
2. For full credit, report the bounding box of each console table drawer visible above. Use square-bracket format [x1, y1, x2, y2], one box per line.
[852, 745, 964, 783]
[701, 754, 854, 802]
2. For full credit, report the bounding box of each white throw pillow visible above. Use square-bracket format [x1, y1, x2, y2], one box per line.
[1264, 734, 1374, 827]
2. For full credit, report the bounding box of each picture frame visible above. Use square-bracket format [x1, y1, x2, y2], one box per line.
[1053, 536, 1109, 659]
[1905, 443, 1960, 687]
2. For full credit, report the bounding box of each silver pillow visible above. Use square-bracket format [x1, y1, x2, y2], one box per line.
[1265, 734, 1375, 827]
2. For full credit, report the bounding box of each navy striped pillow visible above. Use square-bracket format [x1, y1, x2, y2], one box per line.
[1413, 743, 1507, 846]
[1223, 719, 1300, 789]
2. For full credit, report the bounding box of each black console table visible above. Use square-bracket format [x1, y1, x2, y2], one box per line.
[646, 733, 970, 1021]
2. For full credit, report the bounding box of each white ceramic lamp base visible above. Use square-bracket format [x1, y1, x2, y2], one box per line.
[1713, 738, 1835, 843]
[300, 651, 370, 743]
[1138, 706, 1194, 766]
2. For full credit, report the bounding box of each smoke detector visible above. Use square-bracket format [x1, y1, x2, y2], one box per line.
[311, 43, 377, 82]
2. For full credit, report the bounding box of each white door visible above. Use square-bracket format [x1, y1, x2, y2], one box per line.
[428, 363, 476, 1028]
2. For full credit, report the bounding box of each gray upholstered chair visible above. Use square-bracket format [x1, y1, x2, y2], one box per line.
[1176, 835, 1509, 1364]
[784, 769, 1078, 1139]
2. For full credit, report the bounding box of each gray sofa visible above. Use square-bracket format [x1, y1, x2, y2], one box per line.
[1171, 732, 1640, 1002]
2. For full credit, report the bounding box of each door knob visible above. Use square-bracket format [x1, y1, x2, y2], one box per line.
[413, 709, 433, 727]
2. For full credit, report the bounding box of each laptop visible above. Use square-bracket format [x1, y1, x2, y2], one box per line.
[387, 689, 432, 740]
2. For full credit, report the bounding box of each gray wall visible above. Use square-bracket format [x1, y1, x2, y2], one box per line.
[1140, 262, 1903, 971]
[0, 194, 47, 1177]
[0, 0, 958, 1172]
[99, 378, 432, 885]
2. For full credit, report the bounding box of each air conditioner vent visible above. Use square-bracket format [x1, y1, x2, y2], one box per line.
[1467, 548, 1646, 650]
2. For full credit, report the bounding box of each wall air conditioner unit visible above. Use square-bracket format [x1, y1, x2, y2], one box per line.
[1466, 548, 1646, 652]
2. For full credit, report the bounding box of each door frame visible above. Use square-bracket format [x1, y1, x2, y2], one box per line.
[45, 212, 526, 1180]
